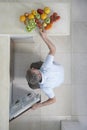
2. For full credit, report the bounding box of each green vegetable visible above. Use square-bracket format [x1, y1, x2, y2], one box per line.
[26, 26, 32, 32]
[26, 19, 36, 32]
[35, 13, 40, 19]
[44, 17, 50, 24]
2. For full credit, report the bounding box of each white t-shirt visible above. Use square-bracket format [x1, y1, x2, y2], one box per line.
[39, 54, 64, 98]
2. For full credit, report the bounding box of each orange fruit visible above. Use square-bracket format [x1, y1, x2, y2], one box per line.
[28, 14, 34, 19]
[44, 7, 51, 14]
[45, 23, 53, 30]
[41, 13, 47, 20]
[20, 15, 26, 22]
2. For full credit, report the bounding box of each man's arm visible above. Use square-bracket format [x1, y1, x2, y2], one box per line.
[39, 30, 56, 56]
[31, 97, 56, 110]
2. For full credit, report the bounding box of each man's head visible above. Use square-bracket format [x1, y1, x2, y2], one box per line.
[26, 68, 41, 89]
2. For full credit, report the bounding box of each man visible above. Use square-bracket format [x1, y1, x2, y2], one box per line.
[26, 30, 64, 109]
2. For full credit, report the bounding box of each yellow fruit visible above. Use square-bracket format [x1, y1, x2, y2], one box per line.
[44, 7, 51, 14]
[20, 15, 26, 22]
[43, 22, 47, 27]
[31, 10, 37, 16]
[28, 14, 34, 19]
[41, 13, 47, 20]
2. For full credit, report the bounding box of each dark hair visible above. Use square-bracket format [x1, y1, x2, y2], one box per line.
[30, 61, 43, 69]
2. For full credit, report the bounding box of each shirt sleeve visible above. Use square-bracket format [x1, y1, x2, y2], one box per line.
[42, 87, 55, 98]
[41, 54, 54, 69]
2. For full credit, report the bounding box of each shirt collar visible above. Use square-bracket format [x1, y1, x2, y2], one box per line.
[39, 71, 44, 84]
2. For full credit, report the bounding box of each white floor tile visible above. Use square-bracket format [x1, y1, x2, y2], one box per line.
[72, 85, 87, 116]
[41, 117, 60, 130]
[10, 116, 61, 130]
[72, 54, 87, 84]
[72, 23, 87, 53]
[78, 116, 87, 128]
[61, 120, 84, 130]
[72, 0, 87, 22]
[9, 116, 41, 130]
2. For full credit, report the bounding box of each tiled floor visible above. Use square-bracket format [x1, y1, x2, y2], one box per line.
[72, 23, 87, 53]
[10, 116, 61, 130]
[71, 0, 87, 128]
[72, 85, 87, 116]
[72, 0, 87, 22]
[72, 54, 87, 84]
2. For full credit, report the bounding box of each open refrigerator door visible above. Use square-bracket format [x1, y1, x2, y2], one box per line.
[9, 91, 41, 121]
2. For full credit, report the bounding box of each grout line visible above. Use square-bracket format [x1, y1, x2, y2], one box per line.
[72, 21, 87, 24]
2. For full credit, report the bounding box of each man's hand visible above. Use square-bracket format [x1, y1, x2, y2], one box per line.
[31, 97, 56, 110]
[39, 29, 47, 40]
[31, 103, 42, 110]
